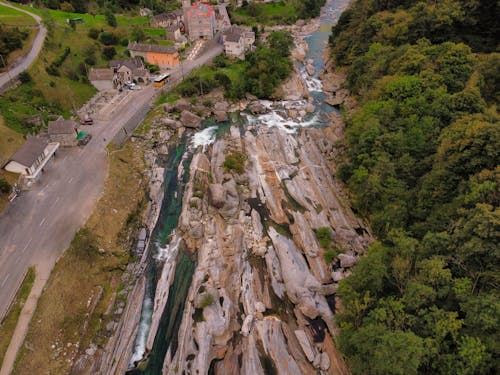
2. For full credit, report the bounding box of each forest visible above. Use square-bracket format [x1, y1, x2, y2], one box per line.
[330, 0, 499, 374]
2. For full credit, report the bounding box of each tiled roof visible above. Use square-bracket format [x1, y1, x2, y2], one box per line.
[128, 42, 177, 54]
[89, 68, 114, 81]
[109, 57, 144, 70]
[48, 119, 77, 135]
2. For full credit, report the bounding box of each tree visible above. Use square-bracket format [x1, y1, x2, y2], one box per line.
[60, 1, 74, 12]
[102, 46, 116, 60]
[105, 8, 117, 27]
[0, 178, 10, 194]
[99, 31, 118, 45]
[268, 30, 294, 57]
[87, 28, 100, 40]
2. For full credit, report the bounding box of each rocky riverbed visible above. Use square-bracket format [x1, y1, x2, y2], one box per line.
[71, 1, 370, 373]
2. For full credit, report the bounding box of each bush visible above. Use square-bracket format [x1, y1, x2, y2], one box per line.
[18, 71, 31, 83]
[315, 227, 332, 248]
[0, 178, 11, 194]
[99, 31, 118, 46]
[87, 28, 99, 40]
[323, 248, 341, 263]
[105, 9, 117, 27]
[199, 293, 214, 309]
[223, 152, 247, 174]
[45, 64, 60, 76]
[84, 55, 96, 66]
[203, 99, 213, 108]
[102, 46, 116, 60]
[60, 2, 74, 12]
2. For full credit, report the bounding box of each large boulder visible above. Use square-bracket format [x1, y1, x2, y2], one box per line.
[214, 101, 229, 112]
[180, 110, 202, 128]
[248, 101, 267, 114]
[214, 110, 228, 122]
[306, 64, 315, 76]
[208, 183, 226, 209]
[163, 103, 174, 113]
[338, 253, 357, 268]
[174, 98, 191, 112]
[160, 117, 182, 129]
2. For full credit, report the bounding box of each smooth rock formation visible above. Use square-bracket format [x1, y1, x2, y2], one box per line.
[180, 110, 202, 128]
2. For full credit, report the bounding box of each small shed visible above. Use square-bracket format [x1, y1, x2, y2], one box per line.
[48, 119, 78, 147]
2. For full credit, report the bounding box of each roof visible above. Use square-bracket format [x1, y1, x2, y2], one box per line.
[48, 119, 77, 135]
[225, 33, 242, 43]
[10, 136, 48, 167]
[167, 24, 179, 32]
[128, 42, 177, 54]
[89, 68, 114, 81]
[187, 2, 215, 18]
[152, 12, 176, 22]
[110, 57, 144, 70]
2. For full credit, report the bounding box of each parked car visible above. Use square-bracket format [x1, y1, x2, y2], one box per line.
[131, 85, 142, 90]
[77, 133, 92, 146]
[80, 117, 94, 125]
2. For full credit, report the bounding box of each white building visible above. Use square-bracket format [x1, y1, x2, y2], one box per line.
[4, 136, 59, 184]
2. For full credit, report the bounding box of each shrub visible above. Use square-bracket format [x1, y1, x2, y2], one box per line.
[315, 227, 332, 248]
[18, 71, 31, 83]
[99, 31, 118, 46]
[323, 248, 341, 263]
[105, 9, 117, 27]
[223, 152, 247, 174]
[203, 99, 213, 108]
[0, 178, 11, 194]
[60, 2, 75, 13]
[199, 293, 214, 309]
[102, 46, 116, 60]
[87, 28, 99, 40]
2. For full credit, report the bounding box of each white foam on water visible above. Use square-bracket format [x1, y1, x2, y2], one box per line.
[191, 126, 218, 149]
[301, 68, 323, 92]
[251, 111, 319, 134]
[154, 236, 180, 262]
[130, 293, 153, 364]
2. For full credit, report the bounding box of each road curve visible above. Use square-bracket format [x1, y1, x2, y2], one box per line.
[0, 1, 47, 91]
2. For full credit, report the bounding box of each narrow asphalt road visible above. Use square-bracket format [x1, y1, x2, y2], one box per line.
[0, 1, 47, 92]
[0, 44, 224, 322]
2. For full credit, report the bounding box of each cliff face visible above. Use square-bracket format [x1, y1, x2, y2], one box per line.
[160, 117, 372, 374]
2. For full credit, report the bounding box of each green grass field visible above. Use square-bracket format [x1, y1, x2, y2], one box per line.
[0, 5, 37, 26]
[229, 1, 299, 26]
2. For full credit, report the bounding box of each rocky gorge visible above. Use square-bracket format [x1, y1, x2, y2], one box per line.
[71, 0, 373, 374]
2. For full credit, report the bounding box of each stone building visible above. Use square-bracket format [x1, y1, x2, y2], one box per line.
[88, 68, 116, 91]
[185, 1, 216, 40]
[128, 42, 179, 68]
[110, 57, 150, 85]
[223, 25, 255, 59]
[48, 118, 78, 147]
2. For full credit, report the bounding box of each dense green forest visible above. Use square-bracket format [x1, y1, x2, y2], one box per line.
[330, 0, 499, 374]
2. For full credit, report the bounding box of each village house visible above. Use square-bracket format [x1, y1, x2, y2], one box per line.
[110, 57, 150, 86]
[223, 25, 255, 59]
[88, 68, 117, 91]
[4, 136, 59, 185]
[128, 42, 179, 69]
[186, 1, 216, 40]
[150, 12, 175, 28]
[166, 24, 182, 41]
[48, 118, 79, 147]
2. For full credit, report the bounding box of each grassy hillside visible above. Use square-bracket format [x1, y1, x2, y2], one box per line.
[0, 6, 150, 134]
[328, 1, 499, 374]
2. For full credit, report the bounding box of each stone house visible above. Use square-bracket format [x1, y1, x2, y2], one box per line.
[128, 42, 179, 68]
[186, 1, 216, 40]
[223, 26, 255, 59]
[88, 68, 116, 91]
[110, 57, 150, 85]
[166, 24, 182, 41]
[48, 118, 78, 147]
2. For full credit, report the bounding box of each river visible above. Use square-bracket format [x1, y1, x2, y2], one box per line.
[128, 0, 350, 373]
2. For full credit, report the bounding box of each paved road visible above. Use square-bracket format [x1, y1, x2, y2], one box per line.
[0, 44, 224, 322]
[0, 1, 47, 92]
